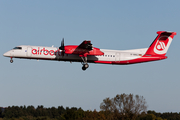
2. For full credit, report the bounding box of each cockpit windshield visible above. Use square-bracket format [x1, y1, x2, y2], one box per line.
[13, 47, 22, 50]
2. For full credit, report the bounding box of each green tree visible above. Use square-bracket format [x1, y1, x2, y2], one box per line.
[26, 105, 36, 116]
[100, 93, 147, 120]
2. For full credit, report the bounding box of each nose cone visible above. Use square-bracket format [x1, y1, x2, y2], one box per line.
[3, 52, 10, 57]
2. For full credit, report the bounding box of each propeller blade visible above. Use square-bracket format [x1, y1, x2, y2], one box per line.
[59, 38, 64, 50]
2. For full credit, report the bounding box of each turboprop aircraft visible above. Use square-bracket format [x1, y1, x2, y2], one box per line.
[3, 31, 176, 71]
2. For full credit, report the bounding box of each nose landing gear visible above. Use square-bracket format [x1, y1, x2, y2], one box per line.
[10, 57, 13, 63]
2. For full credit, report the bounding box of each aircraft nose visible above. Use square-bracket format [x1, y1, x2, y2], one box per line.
[3, 52, 10, 57]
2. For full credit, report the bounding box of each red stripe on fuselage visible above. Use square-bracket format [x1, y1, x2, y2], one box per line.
[12, 54, 167, 65]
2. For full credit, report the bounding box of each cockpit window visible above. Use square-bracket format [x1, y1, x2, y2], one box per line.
[13, 47, 22, 50]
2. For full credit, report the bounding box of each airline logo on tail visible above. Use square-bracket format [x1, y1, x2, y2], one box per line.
[156, 41, 166, 50]
[145, 31, 176, 56]
[153, 36, 172, 55]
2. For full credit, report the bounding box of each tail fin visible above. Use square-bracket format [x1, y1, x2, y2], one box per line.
[145, 31, 176, 56]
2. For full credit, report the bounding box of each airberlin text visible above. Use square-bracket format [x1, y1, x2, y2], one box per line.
[32, 47, 62, 56]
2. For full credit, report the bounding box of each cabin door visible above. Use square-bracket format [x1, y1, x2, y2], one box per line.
[27, 47, 32, 57]
[115, 52, 120, 63]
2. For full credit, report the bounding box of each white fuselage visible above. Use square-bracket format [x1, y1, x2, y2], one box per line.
[3, 45, 148, 64]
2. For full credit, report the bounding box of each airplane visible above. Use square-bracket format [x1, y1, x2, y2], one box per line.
[3, 31, 176, 71]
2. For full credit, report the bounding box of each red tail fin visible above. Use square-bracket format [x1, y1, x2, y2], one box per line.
[145, 31, 176, 56]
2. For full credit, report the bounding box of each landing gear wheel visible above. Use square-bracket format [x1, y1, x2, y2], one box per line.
[10, 59, 13, 63]
[82, 66, 86, 71]
[84, 64, 89, 68]
[82, 64, 89, 71]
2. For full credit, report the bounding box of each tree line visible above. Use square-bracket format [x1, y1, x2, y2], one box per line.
[0, 93, 179, 120]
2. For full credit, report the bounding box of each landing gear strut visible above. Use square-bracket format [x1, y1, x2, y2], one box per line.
[10, 57, 13, 63]
[81, 56, 89, 71]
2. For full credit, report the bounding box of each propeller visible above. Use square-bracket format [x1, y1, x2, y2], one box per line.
[59, 38, 65, 56]
[59, 38, 64, 50]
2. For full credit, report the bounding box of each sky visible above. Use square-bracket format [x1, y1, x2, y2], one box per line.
[0, 0, 180, 112]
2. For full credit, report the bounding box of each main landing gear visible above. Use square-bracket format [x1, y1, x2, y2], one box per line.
[10, 57, 13, 63]
[82, 63, 89, 71]
[81, 56, 89, 71]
